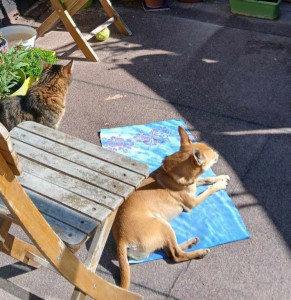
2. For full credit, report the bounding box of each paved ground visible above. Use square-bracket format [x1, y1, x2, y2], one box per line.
[0, 0, 291, 299]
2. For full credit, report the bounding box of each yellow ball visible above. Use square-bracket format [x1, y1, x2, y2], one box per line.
[95, 28, 110, 41]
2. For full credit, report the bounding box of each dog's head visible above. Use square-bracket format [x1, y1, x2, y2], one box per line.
[162, 126, 218, 186]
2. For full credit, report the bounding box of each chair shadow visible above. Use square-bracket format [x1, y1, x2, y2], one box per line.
[0, 262, 42, 299]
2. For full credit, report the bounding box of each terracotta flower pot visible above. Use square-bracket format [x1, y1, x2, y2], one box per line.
[145, 0, 164, 8]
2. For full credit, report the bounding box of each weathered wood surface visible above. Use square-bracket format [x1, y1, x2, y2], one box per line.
[20, 157, 123, 210]
[16, 121, 149, 177]
[0, 153, 143, 300]
[0, 123, 22, 175]
[12, 139, 135, 199]
[19, 172, 111, 223]
[2, 121, 148, 246]
[11, 127, 146, 187]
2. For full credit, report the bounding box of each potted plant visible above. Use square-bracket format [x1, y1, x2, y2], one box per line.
[0, 45, 28, 100]
[20, 46, 58, 79]
[0, 44, 58, 99]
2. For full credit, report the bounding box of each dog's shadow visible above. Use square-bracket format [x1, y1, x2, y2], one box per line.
[86, 231, 184, 285]
[86, 232, 121, 284]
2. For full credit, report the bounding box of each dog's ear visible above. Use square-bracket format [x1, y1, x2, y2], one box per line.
[178, 126, 191, 148]
[193, 148, 205, 166]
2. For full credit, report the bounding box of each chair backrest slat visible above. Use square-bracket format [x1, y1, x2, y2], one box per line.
[0, 123, 22, 176]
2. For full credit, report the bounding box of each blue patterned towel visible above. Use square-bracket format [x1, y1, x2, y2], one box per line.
[100, 119, 250, 264]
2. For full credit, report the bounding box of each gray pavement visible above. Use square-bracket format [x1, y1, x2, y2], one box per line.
[0, 1, 290, 299]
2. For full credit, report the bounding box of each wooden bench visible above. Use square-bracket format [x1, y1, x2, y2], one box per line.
[37, 0, 132, 62]
[0, 121, 148, 299]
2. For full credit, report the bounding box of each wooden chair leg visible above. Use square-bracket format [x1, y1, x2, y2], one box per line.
[71, 210, 117, 300]
[99, 0, 132, 36]
[37, 0, 89, 37]
[0, 155, 141, 300]
[0, 217, 11, 244]
[1, 233, 42, 268]
[50, 0, 99, 62]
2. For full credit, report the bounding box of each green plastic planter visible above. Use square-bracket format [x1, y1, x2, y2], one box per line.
[229, 0, 282, 20]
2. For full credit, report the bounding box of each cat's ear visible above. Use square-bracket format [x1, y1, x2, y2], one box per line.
[42, 62, 52, 70]
[63, 60, 74, 76]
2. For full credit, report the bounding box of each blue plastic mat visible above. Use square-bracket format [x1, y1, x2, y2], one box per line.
[100, 119, 250, 264]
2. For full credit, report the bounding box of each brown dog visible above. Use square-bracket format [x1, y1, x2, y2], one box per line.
[112, 126, 230, 290]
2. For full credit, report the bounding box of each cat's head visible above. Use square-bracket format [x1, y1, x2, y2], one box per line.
[39, 60, 74, 87]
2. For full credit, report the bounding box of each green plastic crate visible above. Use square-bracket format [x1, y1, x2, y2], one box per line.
[229, 0, 282, 20]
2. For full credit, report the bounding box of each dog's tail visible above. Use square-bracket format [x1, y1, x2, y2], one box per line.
[117, 241, 131, 290]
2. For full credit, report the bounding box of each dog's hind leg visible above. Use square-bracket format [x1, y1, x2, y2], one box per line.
[156, 219, 209, 263]
[179, 237, 200, 250]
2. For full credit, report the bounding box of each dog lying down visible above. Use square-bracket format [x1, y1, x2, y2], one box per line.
[112, 126, 230, 290]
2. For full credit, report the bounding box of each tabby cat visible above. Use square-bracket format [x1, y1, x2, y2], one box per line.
[0, 60, 73, 131]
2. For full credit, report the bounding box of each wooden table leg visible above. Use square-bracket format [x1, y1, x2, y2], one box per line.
[37, 0, 90, 37]
[99, 0, 132, 36]
[71, 211, 117, 300]
[0, 217, 12, 246]
[50, 0, 99, 62]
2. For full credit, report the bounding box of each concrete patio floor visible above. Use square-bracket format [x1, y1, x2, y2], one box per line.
[0, 0, 290, 299]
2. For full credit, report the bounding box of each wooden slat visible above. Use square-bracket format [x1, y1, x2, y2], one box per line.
[0, 135, 14, 152]
[20, 157, 123, 210]
[14, 122, 149, 177]
[12, 139, 134, 200]
[20, 172, 110, 223]
[1, 196, 88, 245]
[43, 214, 87, 245]
[26, 189, 98, 235]
[0, 148, 19, 165]
[11, 128, 145, 187]
[0, 124, 22, 176]
[0, 123, 9, 140]
[0, 154, 142, 300]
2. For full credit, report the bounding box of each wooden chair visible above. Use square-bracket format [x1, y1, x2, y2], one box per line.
[0, 121, 149, 299]
[37, 0, 132, 62]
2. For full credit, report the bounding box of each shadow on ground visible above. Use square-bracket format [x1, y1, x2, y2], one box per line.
[0, 1, 290, 298]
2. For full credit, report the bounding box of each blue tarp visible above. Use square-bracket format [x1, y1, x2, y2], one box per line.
[100, 119, 250, 263]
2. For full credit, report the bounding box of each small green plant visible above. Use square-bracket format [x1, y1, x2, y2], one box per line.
[0, 45, 28, 99]
[0, 44, 59, 99]
[21, 47, 59, 78]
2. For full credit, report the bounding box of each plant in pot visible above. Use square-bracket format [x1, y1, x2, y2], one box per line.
[0, 45, 28, 100]
[0, 44, 58, 100]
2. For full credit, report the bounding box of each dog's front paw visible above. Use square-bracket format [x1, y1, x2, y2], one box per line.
[217, 175, 230, 182]
[213, 180, 228, 191]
